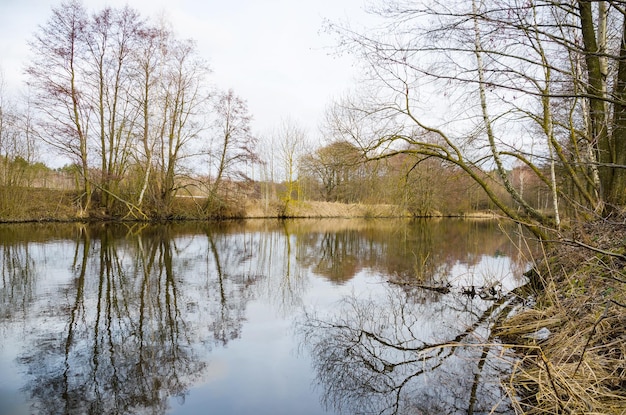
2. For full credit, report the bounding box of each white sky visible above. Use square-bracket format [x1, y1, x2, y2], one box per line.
[0, 0, 370, 143]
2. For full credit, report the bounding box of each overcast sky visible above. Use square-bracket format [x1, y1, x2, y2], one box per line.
[0, 0, 370, 141]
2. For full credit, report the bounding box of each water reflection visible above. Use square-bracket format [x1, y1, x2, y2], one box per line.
[298, 286, 516, 415]
[0, 219, 530, 415]
[1, 224, 262, 414]
[290, 219, 523, 282]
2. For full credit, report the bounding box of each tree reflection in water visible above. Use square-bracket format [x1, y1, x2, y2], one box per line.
[0, 219, 531, 415]
[298, 284, 516, 415]
[9, 224, 262, 415]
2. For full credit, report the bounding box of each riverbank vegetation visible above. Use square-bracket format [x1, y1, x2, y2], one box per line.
[1, 0, 626, 412]
[499, 220, 626, 414]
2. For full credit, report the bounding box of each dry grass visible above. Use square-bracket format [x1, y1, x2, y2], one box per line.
[497, 220, 626, 414]
[0, 187, 79, 222]
[243, 199, 411, 218]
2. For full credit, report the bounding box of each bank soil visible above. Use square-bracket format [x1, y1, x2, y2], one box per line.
[496, 219, 626, 414]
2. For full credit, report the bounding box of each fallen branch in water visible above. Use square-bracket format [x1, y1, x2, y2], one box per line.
[386, 280, 451, 294]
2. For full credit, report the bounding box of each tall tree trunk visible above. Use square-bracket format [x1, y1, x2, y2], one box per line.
[579, 1, 611, 206]
[609, 17, 626, 207]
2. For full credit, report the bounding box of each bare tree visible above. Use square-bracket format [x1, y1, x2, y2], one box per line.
[579, 1, 626, 209]
[26, 0, 92, 215]
[300, 140, 364, 203]
[131, 25, 169, 210]
[0, 78, 16, 190]
[274, 118, 308, 210]
[154, 38, 211, 217]
[0, 73, 21, 187]
[86, 6, 143, 212]
[326, 0, 626, 236]
[26, 3, 216, 219]
[206, 89, 259, 214]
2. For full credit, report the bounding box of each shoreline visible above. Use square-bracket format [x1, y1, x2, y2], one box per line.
[0, 198, 501, 224]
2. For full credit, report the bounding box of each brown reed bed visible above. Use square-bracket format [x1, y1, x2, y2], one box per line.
[496, 219, 626, 414]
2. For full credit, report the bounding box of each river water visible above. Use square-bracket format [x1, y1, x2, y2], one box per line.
[0, 219, 530, 415]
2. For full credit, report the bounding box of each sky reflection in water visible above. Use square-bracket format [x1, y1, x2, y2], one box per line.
[0, 219, 530, 415]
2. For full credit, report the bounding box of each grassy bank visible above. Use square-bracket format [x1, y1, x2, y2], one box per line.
[0, 187, 79, 222]
[496, 220, 626, 414]
[0, 193, 410, 222]
[243, 199, 412, 218]
[0, 187, 500, 222]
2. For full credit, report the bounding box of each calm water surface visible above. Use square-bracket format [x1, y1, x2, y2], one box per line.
[0, 219, 530, 415]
